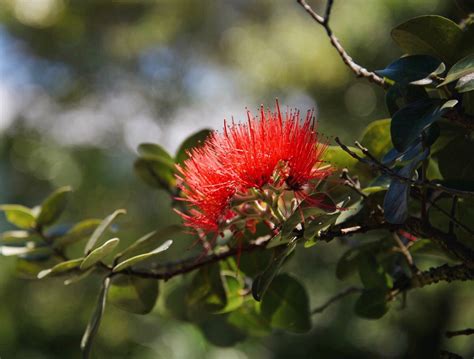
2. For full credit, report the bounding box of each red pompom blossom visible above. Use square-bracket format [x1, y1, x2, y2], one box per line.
[176, 102, 332, 234]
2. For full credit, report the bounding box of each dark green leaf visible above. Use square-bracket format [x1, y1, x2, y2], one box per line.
[391, 15, 464, 64]
[84, 209, 125, 254]
[385, 84, 428, 117]
[187, 264, 227, 314]
[36, 186, 72, 227]
[0, 205, 36, 229]
[390, 99, 456, 152]
[134, 157, 176, 191]
[175, 129, 212, 165]
[238, 249, 272, 278]
[354, 289, 389, 319]
[376, 55, 441, 85]
[260, 274, 311, 333]
[358, 254, 393, 290]
[108, 275, 158, 314]
[252, 242, 296, 301]
[383, 150, 427, 224]
[217, 272, 245, 313]
[81, 277, 110, 358]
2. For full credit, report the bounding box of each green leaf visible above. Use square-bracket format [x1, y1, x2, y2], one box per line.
[357, 254, 393, 290]
[37, 258, 84, 279]
[360, 119, 392, 160]
[187, 264, 227, 314]
[36, 186, 72, 227]
[0, 245, 51, 258]
[113, 239, 172, 272]
[227, 300, 271, 337]
[0, 205, 36, 229]
[385, 84, 428, 117]
[137, 143, 174, 166]
[376, 55, 441, 85]
[238, 250, 272, 278]
[84, 209, 125, 254]
[81, 238, 120, 270]
[134, 157, 176, 191]
[438, 54, 474, 87]
[384, 151, 427, 224]
[354, 289, 389, 319]
[252, 242, 296, 301]
[175, 129, 212, 165]
[216, 272, 245, 314]
[108, 275, 159, 314]
[336, 248, 362, 280]
[81, 277, 110, 358]
[260, 274, 311, 333]
[55, 219, 102, 247]
[116, 225, 181, 261]
[456, 73, 474, 93]
[303, 213, 339, 247]
[1, 230, 31, 245]
[390, 99, 456, 152]
[391, 15, 464, 64]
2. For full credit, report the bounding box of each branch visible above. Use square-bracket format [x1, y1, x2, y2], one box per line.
[392, 263, 474, 298]
[312, 286, 361, 314]
[297, 0, 386, 88]
[445, 328, 474, 338]
[335, 137, 474, 199]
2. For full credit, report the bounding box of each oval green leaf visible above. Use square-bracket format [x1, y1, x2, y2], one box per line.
[0, 205, 36, 229]
[260, 274, 311, 333]
[113, 239, 173, 272]
[36, 186, 72, 227]
[81, 238, 120, 270]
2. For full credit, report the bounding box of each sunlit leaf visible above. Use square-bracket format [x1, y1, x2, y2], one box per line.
[84, 209, 125, 254]
[113, 239, 172, 272]
[37, 186, 72, 227]
[81, 238, 120, 270]
[0, 205, 36, 229]
[37, 258, 84, 279]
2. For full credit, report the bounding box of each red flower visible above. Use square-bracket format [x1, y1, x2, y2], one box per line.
[176, 101, 332, 233]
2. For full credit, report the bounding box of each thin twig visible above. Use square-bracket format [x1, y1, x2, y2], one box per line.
[297, 0, 386, 88]
[312, 286, 362, 314]
[335, 137, 474, 199]
[449, 196, 458, 235]
[392, 232, 420, 277]
[446, 328, 474, 338]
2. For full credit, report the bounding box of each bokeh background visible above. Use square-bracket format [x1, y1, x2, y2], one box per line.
[0, 0, 473, 358]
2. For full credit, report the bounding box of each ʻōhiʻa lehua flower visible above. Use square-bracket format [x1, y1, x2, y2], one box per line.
[175, 101, 333, 237]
